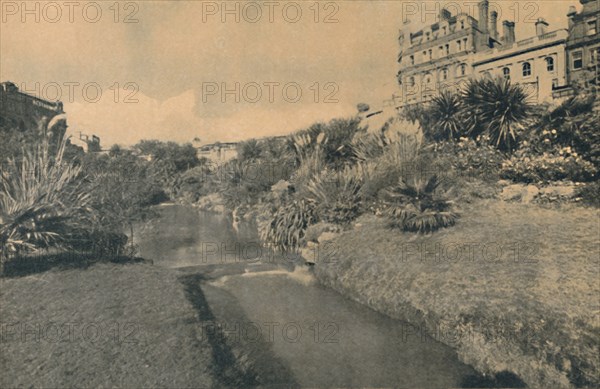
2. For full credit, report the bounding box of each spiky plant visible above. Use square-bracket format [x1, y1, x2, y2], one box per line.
[383, 175, 458, 233]
[462, 77, 532, 151]
[261, 199, 316, 252]
[428, 90, 463, 141]
[0, 136, 94, 264]
[306, 168, 363, 225]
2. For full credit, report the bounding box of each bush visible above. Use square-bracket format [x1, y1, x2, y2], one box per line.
[260, 199, 317, 251]
[383, 175, 458, 233]
[501, 149, 597, 184]
[575, 181, 600, 207]
[426, 91, 464, 141]
[0, 137, 94, 262]
[462, 78, 533, 151]
[305, 168, 363, 226]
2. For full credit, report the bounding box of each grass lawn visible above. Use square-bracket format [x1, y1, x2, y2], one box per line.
[0, 262, 216, 388]
[315, 200, 600, 388]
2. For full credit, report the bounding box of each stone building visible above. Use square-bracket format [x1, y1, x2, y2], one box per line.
[473, 21, 569, 104]
[395, 0, 597, 108]
[564, 0, 600, 91]
[0, 81, 66, 136]
[396, 1, 499, 106]
[196, 142, 238, 163]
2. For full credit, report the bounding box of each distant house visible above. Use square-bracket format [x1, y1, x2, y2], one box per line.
[196, 142, 238, 163]
[565, 0, 600, 91]
[68, 132, 101, 153]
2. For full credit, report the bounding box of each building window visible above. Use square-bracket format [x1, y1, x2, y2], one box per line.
[587, 19, 597, 36]
[445, 44, 450, 55]
[457, 40, 462, 51]
[503, 67, 511, 80]
[407, 76, 415, 86]
[442, 68, 448, 80]
[573, 51, 583, 69]
[458, 64, 467, 76]
[545, 57, 555, 72]
[439, 46, 444, 56]
[460, 21, 465, 29]
[428, 49, 433, 60]
[426, 32, 431, 41]
[522, 62, 532, 77]
[463, 38, 468, 49]
[410, 55, 414, 65]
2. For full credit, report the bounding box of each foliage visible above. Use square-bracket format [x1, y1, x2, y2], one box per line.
[426, 137, 506, 182]
[427, 90, 464, 141]
[501, 149, 597, 184]
[305, 168, 363, 225]
[261, 199, 317, 252]
[0, 137, 94, 261]
[461, 77, 533, 151]
[575, 181, 600, 207]
[383, 175, 458, 233]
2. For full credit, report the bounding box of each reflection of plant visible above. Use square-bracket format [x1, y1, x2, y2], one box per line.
[383, 175, 458, 233]
[0, 137, 93, 262]
[261, 200, 316, 251]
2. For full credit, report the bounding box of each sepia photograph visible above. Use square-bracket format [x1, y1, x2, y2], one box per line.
[0, 0, 599, 388]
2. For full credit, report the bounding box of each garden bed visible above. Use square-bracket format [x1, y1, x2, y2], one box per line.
[314, 200, 599, 388]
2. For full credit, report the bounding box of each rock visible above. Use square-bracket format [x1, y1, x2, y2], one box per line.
[317, 232, 339, 243]
[305, 222, 341, 243]
[500, 184, 539, 203]
[522, 185, 540, 204]
[539, 185, 576, 199]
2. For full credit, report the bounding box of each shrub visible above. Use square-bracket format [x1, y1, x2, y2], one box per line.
[261, 199, 317, 251]
[0, 137, 94, 262]
[305, 168, 363, 226]
[427, 90, 464, 141]
[383, 175, 458, 233]
[575, 181, 600, 207]
[462, 78, 533, 151]
[501, 150, 597, 184]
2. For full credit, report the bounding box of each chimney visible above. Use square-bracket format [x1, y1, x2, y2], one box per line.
[536, 18, 549, 37]
[439, 8, 451, 21]
[502, 21, 516, 45]
[490, 11, 498, 39]
[567, 6, 577, 29]
[478, 0, 489, 33]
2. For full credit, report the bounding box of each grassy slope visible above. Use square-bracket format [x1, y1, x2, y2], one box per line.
[0, 262, 215, 388]
[315, 200, 600, 388]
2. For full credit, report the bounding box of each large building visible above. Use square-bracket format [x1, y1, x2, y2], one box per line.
[395, 0, 599, 108]
[0, 81, 65, 134]
[565, 0, 600, 90]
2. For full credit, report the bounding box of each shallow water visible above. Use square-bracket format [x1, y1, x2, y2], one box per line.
[135, 205, 488, 387]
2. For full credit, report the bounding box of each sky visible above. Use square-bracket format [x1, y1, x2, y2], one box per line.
[0, 0, 581, 147]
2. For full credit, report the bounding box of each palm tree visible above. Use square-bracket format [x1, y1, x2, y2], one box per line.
[428, 90, 463, 141]
[383, 175, 458, 233]
[462, 77, 532, 151]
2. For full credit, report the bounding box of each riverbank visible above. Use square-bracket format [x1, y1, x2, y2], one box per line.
[0, 261, 245, 388]
[313, 199, 600, 388]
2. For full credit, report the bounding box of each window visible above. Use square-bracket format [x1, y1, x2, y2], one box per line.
[573, 51, 583, 69]
[445, 44, 450, 55]
[439, 46, 444, 56]
[587, 19, 597, 36]
[408, 76, 415, 86]
[457, 40, 462, 51]
[522, 62, 532, 77]
[410, 55, 414, 65]
[426, 32, 431, 41]
[460, 21, 465, 29]
[545, 57, 555, 72]
[503, 67, 511, 80]
[428, 49, 433, 60]
[442, 68, 448, 80]
[458, 64, 467, 76]
[463, 38, 468, 49]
